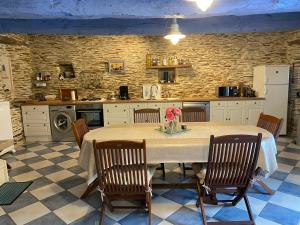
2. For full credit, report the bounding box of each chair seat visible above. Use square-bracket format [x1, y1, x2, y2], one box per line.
[105, 164, 157, 184]
[192, 163, 207, 183]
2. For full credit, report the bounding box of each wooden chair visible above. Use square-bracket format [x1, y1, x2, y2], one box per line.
[93, 140, 156, 225]
[193, 134, 262, 225]
[134, 108, 165, 177]
[134, 108, 161, 123]
[180, 107, 206, 123]
[71, 118, 89, 148]
[255, 113, 284, 194]
[180, 107, 206, 176]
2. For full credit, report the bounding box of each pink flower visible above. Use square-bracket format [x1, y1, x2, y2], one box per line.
[166, 112, 175, 120]
[173, 108, 182, 116]
[165, 108, 172, 114]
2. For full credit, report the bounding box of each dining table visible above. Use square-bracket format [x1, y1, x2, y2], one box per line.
[78, 122, 278, 198]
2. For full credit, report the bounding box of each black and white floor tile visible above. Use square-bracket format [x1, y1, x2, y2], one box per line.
[0, 137, 299, 225]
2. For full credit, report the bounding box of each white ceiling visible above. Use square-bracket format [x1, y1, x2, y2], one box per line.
[0, 0, 300, 19]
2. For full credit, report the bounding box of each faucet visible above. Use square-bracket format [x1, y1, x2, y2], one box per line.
[149, 84, 159, 100]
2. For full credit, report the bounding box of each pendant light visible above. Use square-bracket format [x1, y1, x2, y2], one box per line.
[164, 18, 186, 45]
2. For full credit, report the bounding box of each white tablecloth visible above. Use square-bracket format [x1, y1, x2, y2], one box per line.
[78, 122, 278, 184]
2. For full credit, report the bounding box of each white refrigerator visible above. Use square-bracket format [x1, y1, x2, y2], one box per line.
[253, 65, 290, 135]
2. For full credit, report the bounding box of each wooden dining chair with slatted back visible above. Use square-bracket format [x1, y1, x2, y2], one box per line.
[71, 118, 89, 148]
[193, 133, 262, 225]
[93, 139, 156, 225]
[255, 113, 283, 195]
[180, 107, 206, 176]
[134, 108, 166, 177]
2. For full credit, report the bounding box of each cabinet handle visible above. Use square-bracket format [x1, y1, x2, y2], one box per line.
[246, 118, 249, 120]
[26, 124, 29, 126]
[124, 109, 126, 112]
[114, 105, 118, 108]
[44, 124, 46, 126]
[33, 107, 36, 110]
[254, 102, 257, 104]
[42, 112, 45, 114]
[107, 110, 109, 113]
[236, 102, 238, 105]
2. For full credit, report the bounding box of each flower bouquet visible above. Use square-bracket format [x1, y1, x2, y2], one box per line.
[165, 107, 182, 133]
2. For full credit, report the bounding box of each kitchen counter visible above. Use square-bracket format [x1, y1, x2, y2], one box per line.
[22, 97, 265, 106]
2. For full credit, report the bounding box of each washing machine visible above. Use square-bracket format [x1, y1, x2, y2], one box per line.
[50, 105, 76, 141]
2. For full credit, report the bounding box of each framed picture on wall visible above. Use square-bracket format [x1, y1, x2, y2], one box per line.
[108, 60, 126, 74]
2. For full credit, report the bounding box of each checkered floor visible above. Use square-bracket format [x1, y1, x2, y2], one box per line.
[0, 137, 300, 225]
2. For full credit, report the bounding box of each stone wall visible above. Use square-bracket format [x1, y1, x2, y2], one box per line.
[1, 30, 299, 141]
[28, 32, 288, 99]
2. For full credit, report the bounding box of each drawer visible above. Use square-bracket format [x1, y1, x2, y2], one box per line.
[105, 118, 130, 126]
[163, 102, 182, 108]
[210, 101, 227, 108]
[147, 102, 162, 109]
[104, 112, 129, 118]
[22, 105, 49, 112]
[227, 101, 244, 108]
[23, 123, 51, 136]
[129, 103, 147, 109]
[22, 111, 50, 123]
[245, 100, 264, 107]
[104, 106, 129, 114]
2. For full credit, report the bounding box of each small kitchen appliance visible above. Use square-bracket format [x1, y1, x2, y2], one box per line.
[218, 86, 238, 97]
[119, 86, 129, 100]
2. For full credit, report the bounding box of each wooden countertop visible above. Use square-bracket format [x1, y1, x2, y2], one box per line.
[22, 97, 265, 106]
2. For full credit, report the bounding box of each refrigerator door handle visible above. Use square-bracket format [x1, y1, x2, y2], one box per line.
[264, 88, 268, 95]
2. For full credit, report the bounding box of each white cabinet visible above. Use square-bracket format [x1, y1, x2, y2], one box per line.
[22, 105, 51, 141]
[210, 100, 264, 125]
[103, 104, 130, 126]
[243, 100, 264, 125]
[103, 101, 183, 126]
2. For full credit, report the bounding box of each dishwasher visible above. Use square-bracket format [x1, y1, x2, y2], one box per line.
[182, 101, 210, 121]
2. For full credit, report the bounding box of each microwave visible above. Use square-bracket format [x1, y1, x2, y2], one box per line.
[218, 86, 238, 97]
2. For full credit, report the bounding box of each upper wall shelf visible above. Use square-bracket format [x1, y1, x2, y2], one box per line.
[146, 64, 192, 69]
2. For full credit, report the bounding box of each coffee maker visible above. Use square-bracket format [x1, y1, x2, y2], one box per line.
[119, 86, 129, 100]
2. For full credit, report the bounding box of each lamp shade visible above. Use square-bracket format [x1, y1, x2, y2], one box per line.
[164, 18, 186, 45]
[195, 0, 213, 11]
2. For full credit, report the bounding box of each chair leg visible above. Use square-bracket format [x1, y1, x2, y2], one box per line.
[99, 202, 105, 225]
[161, 163, 165, 177]
[256, 180, 275, 195]
[183, 163, 186, 177]
[199, 191, 208, 225]
[244, 195, 256, 225]
[196, 181, 207, 225]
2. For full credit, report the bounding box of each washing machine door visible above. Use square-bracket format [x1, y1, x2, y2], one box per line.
[52, 111, 73, 134]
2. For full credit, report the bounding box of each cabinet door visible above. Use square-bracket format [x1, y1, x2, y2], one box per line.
[23, 123, 51, 136]
[243, 101, 264, 125]
[22, 111, 49, 123]
[246, 108, 262, 126]
[210, 108, 226, 122]
[226, 108, 243, 124]
[105, 118, 130, 126]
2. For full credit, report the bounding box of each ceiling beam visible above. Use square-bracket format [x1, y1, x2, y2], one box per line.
[0, 12, 300, 35]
